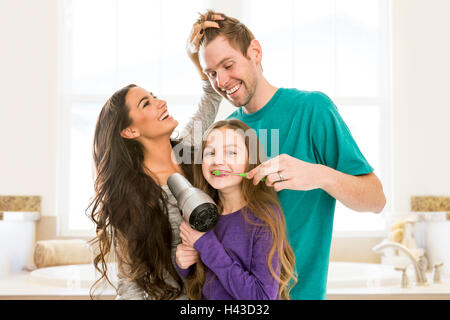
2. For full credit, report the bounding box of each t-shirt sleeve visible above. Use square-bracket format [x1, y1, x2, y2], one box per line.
[310, 92, 374, 176]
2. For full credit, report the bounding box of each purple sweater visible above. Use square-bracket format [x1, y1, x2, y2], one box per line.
[176, 207, 280, 300]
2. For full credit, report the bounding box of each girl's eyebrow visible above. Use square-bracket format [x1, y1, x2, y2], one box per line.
[204, 143, 242, 150]
[224, 143, 240, 148]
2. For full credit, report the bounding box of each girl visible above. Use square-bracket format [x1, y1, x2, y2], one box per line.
[175, 119, 297, 300]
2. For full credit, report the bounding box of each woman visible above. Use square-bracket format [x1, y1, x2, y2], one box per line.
[87, 14, 224, 300]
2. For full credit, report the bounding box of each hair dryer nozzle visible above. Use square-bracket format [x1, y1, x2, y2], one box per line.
[167, 173, 219, 232]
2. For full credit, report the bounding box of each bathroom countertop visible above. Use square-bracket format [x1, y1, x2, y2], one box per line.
[2, 272, 449, 300]
[0, 272, 116, 300]
[327, 278, 450, 300]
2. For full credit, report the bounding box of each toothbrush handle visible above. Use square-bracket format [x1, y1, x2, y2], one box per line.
[241, 172, 266, 182]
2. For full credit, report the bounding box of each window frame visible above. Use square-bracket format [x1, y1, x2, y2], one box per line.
[242, 0, 393, 238]
[57, 0, 392, 238]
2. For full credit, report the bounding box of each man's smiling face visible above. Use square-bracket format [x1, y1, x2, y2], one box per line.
[199, 36, 259, 108]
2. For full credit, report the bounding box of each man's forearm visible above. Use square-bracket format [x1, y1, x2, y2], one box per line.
[318, 165, 386, 213]
[247, 154, 386, 212]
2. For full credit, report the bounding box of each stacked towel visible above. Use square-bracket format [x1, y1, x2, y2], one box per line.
[33, 239, 92, 268]
[388, 220, 406, 243]
[387, 216, 419, 251]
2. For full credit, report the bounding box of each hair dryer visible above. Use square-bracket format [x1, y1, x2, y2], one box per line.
[167, 173, 219, 232]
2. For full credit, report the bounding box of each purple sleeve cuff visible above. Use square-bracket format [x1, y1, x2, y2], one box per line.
[194, 230, 217, 252]
[175, 260, 192, 279]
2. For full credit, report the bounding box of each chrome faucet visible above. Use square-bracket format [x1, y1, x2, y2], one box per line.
[372, 241, 429, 286]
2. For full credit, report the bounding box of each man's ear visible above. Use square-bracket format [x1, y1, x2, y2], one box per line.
[120, 127, 140, 139]
[247, 39, 262, 64]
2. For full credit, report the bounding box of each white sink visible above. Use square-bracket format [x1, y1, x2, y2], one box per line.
[327, 262, 400, 288]
[326, 262, 450, 299]
[28, 263, 118, 289]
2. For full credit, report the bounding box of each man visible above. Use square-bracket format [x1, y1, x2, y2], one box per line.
[188, 10, 386, 300]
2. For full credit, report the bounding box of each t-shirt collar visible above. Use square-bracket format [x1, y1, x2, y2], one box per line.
[238, 88, 283, 121]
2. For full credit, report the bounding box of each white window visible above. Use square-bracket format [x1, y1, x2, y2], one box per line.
[59, 0, 211, 236]
[59, 0, 391, 237]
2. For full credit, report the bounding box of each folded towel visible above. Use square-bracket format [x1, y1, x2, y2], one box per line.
[33, 239, 92, 268]
[388, 228, 404, 243]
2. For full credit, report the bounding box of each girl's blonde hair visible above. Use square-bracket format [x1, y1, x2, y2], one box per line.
[189, 119, 297, 299]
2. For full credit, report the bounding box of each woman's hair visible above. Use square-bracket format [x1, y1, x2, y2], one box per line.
[198, 10, 255, 58]
[188, 119, 297, 300]
[87, 84, 187, 299]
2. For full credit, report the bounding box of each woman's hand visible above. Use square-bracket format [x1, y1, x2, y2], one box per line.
[175, 243, 199, 269]
[186, 14, 224, 80]
[179, 221, 206, 247]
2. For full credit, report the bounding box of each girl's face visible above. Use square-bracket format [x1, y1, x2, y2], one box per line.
[202, 127, 248, 191]
[123, 86, 178, 140]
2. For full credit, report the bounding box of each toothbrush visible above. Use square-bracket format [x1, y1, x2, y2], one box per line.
[212, 170, 266, 182]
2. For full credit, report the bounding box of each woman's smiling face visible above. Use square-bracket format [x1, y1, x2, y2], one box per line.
[202, 127, 248, 191]
[122, 86, 178, 140]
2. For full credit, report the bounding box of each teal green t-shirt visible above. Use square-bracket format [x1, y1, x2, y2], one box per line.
[227, 88, 373, 300]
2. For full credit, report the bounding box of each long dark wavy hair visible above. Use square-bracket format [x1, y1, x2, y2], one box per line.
[87, 84, 191, 299]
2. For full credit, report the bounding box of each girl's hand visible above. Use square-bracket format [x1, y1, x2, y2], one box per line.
[175, 243, 199, 269]
[179, 221, 206, 247]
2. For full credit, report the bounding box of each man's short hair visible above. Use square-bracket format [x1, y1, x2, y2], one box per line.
[197, 10, 255, 57]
